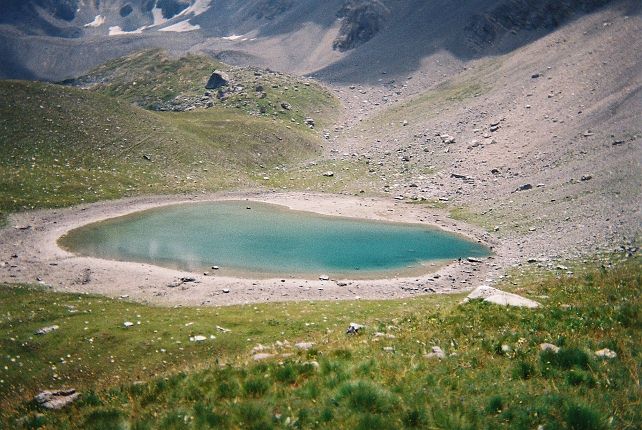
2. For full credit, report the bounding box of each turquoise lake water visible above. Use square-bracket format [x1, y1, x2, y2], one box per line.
[60, 201, 490, 277]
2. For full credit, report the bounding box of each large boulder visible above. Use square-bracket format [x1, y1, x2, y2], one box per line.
[34, 389, 80, 410]
[205, 71, 230, 90]
[463, 285, 540, 308]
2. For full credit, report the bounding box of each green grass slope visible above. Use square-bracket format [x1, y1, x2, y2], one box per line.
[0, 80, 324, 222]
[67, 49, 340, 132]
[1, 255, 639, 429]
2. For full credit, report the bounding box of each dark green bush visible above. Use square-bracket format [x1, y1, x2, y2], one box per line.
[566, 404, 603, 430]
[243, 378, 270, 398]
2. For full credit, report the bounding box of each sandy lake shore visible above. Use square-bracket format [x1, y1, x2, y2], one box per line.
[0, 191, 510, 306]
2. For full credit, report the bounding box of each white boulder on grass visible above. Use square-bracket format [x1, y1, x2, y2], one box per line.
[540, 343, 560, 353]
[595, 348, 617, 359]
[463, 285, 540, 308]
[34, 389, 80, 410]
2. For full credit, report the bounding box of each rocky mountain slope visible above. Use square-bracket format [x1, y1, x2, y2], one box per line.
[1, 0, 633, 82]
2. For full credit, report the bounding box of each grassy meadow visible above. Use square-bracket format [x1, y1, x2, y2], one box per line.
[0, 74, 339, 225]
[0, 255, 639, 429]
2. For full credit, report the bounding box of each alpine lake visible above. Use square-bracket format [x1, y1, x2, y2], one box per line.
[59, 201, 490, 278]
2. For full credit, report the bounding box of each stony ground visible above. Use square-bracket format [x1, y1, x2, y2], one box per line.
[320, 5, 641, 266]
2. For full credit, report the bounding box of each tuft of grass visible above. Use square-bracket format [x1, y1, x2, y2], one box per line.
[541, 347, 591, 370]
[238, 402, 272, 430]
[337, 381, 397, 414]
[243, 378, 270, 398]
[486, 396, 504, 414]
[193, 401, 227, 429]
[83, 409, 127, 430]
[403, 407, 430, 427]
[565, 404, 604, 430]
[512, 360, 536, 380]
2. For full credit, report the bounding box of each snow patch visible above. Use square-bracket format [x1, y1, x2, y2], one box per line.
[158, 20, 201, 33]
[150, 7, 167, 27]
[109, 26, 144, 36]
[84, 15, 105, 28]
[222, 34, 244, 41]
[178, 0, 212, 17]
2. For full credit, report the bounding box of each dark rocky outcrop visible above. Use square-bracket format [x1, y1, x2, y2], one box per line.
[157, 0, 191, 19]
[254, 0, 294, 20]
[465, 0, 615, 49]
[333, 0, 390, 51]
[120, 4, 134, 17]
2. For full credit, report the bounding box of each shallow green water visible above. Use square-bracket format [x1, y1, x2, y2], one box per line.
[60, 201, 490, 277]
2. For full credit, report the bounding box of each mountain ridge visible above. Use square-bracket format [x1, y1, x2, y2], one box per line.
[1, 0, 635, 83]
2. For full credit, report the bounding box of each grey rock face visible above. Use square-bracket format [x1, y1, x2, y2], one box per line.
[333, 0, 390, 51]
[34, 389, 80, 410]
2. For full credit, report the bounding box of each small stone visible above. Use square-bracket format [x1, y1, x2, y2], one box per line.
[595, 348, 617, 359]
[501, 344, 512, 353]
[540, 343, 560, 353]
[123, 321, 134, 328]
[383, 346, 395, 353]
[580, 175, 593, 181]
[190, 335, 207, 342]
[531, 73, 541, 79]
[252, 353, 275, 361]
[294, 342, 314, 351]
[346, 322, 364, 335]
[319, 275, 330, 281]
[322, 171, 334, 177]
[424, 346, 446, 359]
[223, 289, 230, 294]
[35, 325, 59, 335]
[516, 184, 533, 191]
[216, 325, 231, 333]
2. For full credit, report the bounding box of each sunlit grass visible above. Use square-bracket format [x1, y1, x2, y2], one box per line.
[1, 254, 639, 429]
